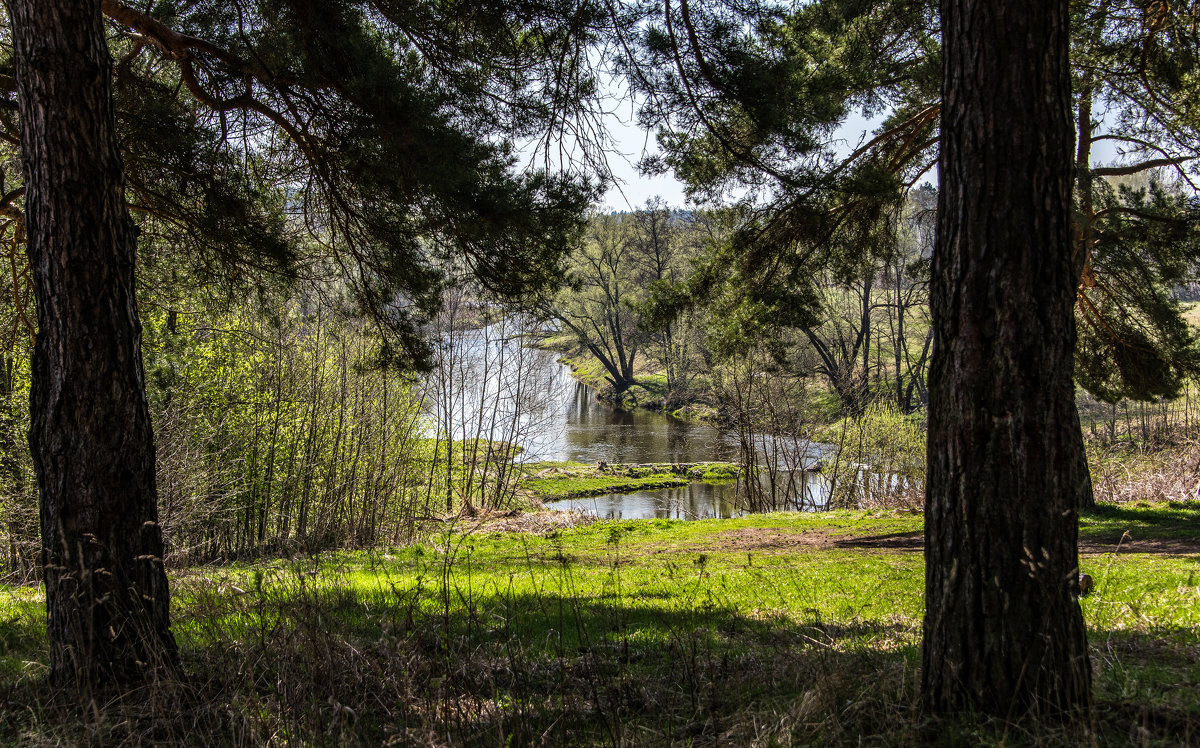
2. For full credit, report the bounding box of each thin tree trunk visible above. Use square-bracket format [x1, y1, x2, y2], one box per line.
[12, 0, 179, 685]
[923, 0, 1091, 717]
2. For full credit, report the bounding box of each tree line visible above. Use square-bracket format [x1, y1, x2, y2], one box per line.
[547, 189, 935, 420]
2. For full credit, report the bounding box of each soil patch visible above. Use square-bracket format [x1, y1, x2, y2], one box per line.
[1080, 536, 1200, 556]
[677, 527, 1200, 556]
[711, 527, 839, 552]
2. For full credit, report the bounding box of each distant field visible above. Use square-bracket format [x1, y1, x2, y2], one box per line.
[1182, 301, 1200, 328]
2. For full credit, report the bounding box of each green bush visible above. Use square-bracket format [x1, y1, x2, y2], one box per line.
[828, 403, 926, 508]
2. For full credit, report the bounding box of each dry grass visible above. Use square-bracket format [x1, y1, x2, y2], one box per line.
[455, 507, 599, 535]
[1090, 440, 1200, 505]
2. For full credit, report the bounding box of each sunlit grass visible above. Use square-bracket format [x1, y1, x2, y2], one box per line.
[1, 505, 1197, 745]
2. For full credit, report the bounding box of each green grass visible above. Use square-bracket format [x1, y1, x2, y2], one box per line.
[520, 462, 742, 500]
[1, 505, 1197, 745]
[1081, 500, 1200, 543]
[567, 355, 611, 390]
[524, 472, 689, 499]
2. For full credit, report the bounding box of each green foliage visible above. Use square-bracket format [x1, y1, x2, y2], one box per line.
[693, 462, 739, 480]
[0, 274, 490, 567]
[631, 0, 1200, 405]
[0, 0, 617, 568]
[0, 0, 605, 369]
[139, 291, 439, 559]
[827, 402, 926, 507]
[0, 354, 34, 578]
[1076, 178, 1200, 402]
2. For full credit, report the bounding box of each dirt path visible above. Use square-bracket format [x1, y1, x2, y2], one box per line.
[676, 527, 1200, 556]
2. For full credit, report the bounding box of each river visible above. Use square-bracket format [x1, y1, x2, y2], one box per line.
[430, 325, 831, 520]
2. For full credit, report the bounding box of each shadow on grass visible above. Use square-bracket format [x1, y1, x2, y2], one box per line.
[1080, 502, 1200, 550]
[0, 578, 923, 745]
[3, 567, 1197, 746]
[834, 531, 924, 551]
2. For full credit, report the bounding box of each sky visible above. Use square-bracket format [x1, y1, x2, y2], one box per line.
[598, 112, 688, 210]
[597, 107, 1129, 212]
[597, 109, 894, 210]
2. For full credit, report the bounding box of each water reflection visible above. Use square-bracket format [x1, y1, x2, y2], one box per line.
[430, 326, 736, 465]
[433, 326, 834, 518]
[525, 373, 735, 465]
[548, 483, 741, 520]
[547, 471, 830, 520]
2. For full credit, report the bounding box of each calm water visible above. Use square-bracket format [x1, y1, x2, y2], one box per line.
[431, 326, 831, 519]
[547, 478, 829, 520]
[523, 362, 735, 464]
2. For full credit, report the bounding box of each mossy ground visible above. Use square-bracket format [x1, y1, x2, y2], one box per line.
[519, 461, 741, 500]
[1, 504, 1197, 745]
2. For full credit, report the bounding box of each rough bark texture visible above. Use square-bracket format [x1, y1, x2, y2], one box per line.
[922, 0, 1092, 717]
[12, 0, 179, 685]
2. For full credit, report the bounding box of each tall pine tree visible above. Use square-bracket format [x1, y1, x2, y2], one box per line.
[12, 0, 180, 687]
[923, 0, 1092, 716]
[8, 0, 605, 686]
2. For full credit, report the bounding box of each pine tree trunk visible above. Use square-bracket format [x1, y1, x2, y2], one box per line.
[922, 0, 1092, 717]
[12, 0, 179, 685]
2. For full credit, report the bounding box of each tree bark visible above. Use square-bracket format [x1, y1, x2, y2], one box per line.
[923, 0, 1092, 718]
[12, 0, 179, 685]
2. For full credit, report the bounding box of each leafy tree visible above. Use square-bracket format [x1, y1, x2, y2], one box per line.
[881, 186, 934, 412]
[552, 211, 647, 393]
[551, 203, 734, 401]
[6, 0, 603, 686]
[628, 198, 687, 390]
[798, 266, 880, 414]
[628, 198, 720, 397]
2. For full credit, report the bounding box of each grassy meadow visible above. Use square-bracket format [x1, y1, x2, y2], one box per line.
[1, 503, 1197, 746]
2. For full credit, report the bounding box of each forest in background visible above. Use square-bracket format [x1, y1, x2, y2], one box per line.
[2, 173, 1197, 575]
